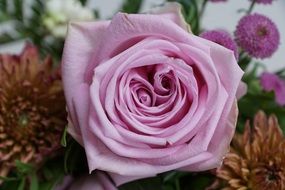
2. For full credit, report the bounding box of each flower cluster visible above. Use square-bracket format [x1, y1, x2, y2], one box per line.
[200, 30, 238, 59]
[253, 0, 274, 4]
[209, 0, 227, 2]
[212, 111, 285, 189]
[235, 13, 279, 59]
[203, 1, 280, 60]
[0, 0, 284, 189]
[260, 72, 285, 106]
[0, 45, 66, 178]
[43, 0, 95, 38]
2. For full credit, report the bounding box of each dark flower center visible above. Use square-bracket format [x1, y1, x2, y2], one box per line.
[161, 76, 171, 89]
[266, 165, 281, 182]
[18, 113, 29, 127]
[257, 26, 268, 37]
[252, 163, 284, 189]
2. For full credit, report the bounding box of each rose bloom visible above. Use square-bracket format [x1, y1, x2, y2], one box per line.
[62, 3, 244, 186]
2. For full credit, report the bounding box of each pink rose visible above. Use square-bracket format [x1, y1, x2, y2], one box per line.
[62, 3, 244, 186]
[55, 172, 116, 190]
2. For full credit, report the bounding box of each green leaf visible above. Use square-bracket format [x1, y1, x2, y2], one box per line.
[78, 0, 87, 5]
[63, 139, 88, 173]
[238, 52, 252, 71]
[0, 0, 8, 12]
[119, 177, 163, 190]
[178, 173, 214, 190]
[61, 125, 68, 147]
[0, 178, 22, 190]
[0, 175, 19, 182]
[15, 160, 34, 175]
[17, 178, 26, 190]
[0, 32, 23, 44]
[121, 0, 143, 13]
[63, 141, 74, 173]
[163, 171, 179, 183]
[167, 0, 200, 34]
[38, 157, 65, 190]
[29, 172, 39, 190]
[13, 0, 23, 21]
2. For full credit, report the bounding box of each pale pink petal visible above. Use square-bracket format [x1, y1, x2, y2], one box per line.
[85, 12, 197, 81]
[148, 2, 191, 32]
[62, 21, 109, 128]
[181, 100, 238, 171]
[236, 82, 247, 99]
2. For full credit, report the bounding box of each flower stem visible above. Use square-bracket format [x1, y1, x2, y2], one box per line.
[276, 68, 285, 75]
[200, 0, 209, 18]
[247, 0, 256, 15]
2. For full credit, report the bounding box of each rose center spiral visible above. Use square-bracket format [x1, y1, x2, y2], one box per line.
[137, 89, 152, 106]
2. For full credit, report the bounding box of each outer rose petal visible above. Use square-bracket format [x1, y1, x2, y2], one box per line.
[196, 35, 246, 99]
[184, 37, 243, 170]
[237, 82, 247, 99]
[193, 36, 244, 99]
[148, 2, 191, 32]
[84, 12, 202, 81]
[181, 100, 238, 171]
[62, 21, 109, 137]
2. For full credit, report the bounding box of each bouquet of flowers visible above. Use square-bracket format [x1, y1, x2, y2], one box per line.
[0, 0, 284, 189]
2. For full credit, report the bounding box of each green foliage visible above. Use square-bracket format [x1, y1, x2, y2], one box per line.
[119, 176, 163, 190]
[61, 126, 68, 147]
[237, 63, 285, 133]
[118, 171, 215, 190]
[78, 0, 87, 6]
[15, 161, 35, 175]
[238, 51, 252, 71]
[121, 0, 143, 14]
[64, 137, 89, 174]
[12, 0, 23, 21]
[167, 0, 200, 34]
[38, 157, 66, 190]
[0, 0, 8, 21]
[0, 0, 64, 60]
[0, 157, 66, 190]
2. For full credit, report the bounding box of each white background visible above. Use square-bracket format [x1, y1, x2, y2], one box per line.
[0, 0, 284, 72]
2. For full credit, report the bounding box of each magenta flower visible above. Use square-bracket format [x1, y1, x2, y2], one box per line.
[200, 30, 238, 59]
[210, 0, 227, 2]
[260, 72, 285, 106]
[235, 13, 280, 59]
[250, 0, 274, 4]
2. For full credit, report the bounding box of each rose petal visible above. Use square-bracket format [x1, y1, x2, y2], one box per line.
[85, 12, 197, 81]
[148, 2, 191, 32]
[62, 21, 109, 127]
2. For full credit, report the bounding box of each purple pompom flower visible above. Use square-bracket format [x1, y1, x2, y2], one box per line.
[200, 30, 238, 59]
[209, 0, 227, 2]
[250, 0, 274, 4]
[235, 13, 280, 59]
[260, 72, 285, 106]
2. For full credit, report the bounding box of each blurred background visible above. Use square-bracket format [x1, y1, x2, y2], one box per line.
[0, 0, 284, 71]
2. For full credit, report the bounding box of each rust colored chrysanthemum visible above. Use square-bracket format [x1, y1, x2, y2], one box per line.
[0, 45, 66, 177]
[211, 111, 285, 190]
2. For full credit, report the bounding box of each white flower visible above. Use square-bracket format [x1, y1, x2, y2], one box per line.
[43, 0, 94, 38]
